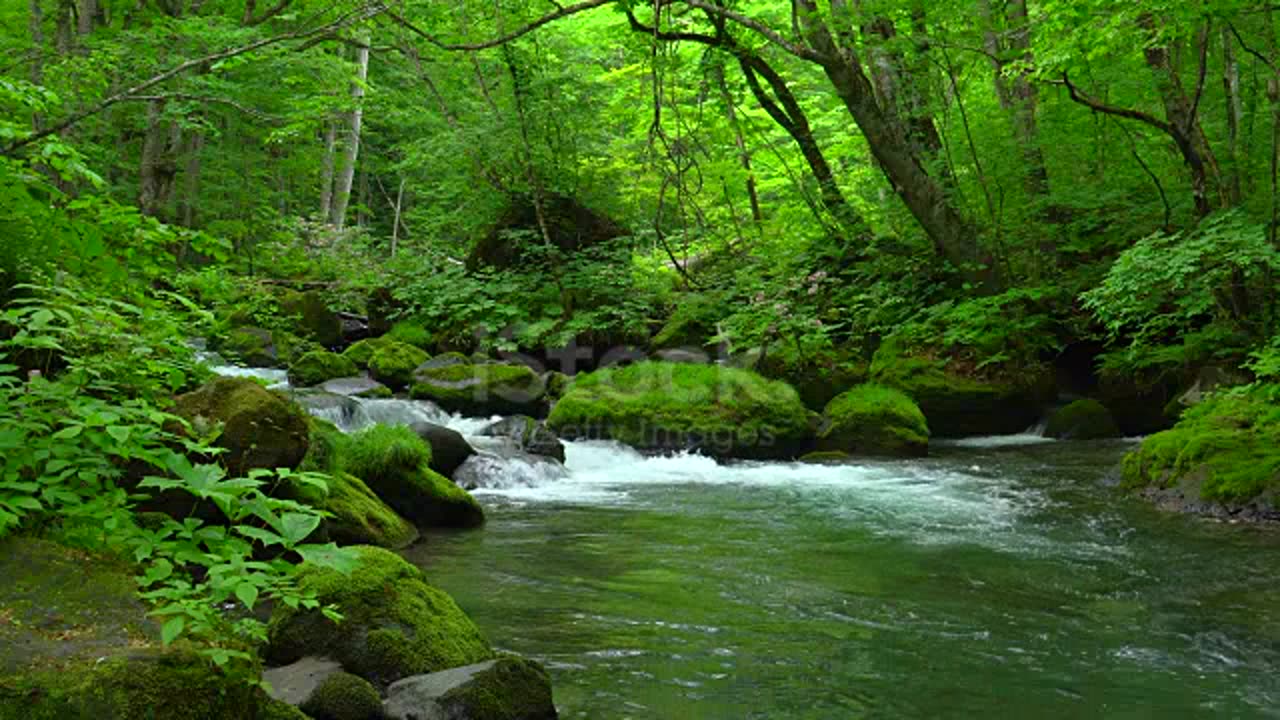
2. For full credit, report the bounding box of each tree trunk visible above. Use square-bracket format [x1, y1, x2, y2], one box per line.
[55, 0, 73, 54]
[1222, 24, 1244, 206]
[319, 119, 337, 221]
[794, 0, 995, 288]
[138, 99, 182, 219]
[178, 131, 204, 227]
[391, 177, 406, 257]
[330, 35, 370, 229]
[29, 0, 45, 130]
[77, 0, 96, 36]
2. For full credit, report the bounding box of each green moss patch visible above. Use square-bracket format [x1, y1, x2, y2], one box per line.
[289, 351, 359, 388]
[343, 425, 484, 528]
[546, 361, 812, 459]
[342, 337, 396, 369]
[1121, 385, 1280, 506]
[267, 546, 493, 687]
[174, 376, 311, 475]
[410, 363, 546, 417]
[299, 671, 384, 720]
[1044, 399, 1120, 440]
[368, 342, 429, 392]
[325, 473, 419, 549]
[818, 384, 929, 457]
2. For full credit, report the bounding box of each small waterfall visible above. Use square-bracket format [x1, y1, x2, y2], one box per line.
[358, 398, 453, 428]
[454, 451, 569, 490]
[196, 350, 290, 389]
[291, 392, 369, 431]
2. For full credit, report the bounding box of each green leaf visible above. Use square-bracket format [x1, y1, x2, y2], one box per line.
[161, 616, 185, 646]
[234, 582, 259, 610]
[278, 512, 321, 548]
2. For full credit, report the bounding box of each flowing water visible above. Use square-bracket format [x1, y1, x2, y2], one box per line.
[405, 440, 1280, 719]
[204, 360, 1280, 717]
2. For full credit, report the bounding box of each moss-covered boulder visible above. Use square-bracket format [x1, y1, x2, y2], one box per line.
[383, 657, 557, 720]
[343, 337, 396, 369]
[344, 424, 484, 528]
[546, 362, 812, 460]
[267, 546, 493, 687]
[174, 377, 310, 475]
[222, 326, 277, 367]
[280, 290, 342, 348]
[289, 351, 359, 388]
[368, 343, 429, 392]
[870, 343, 1054, 438]
[1044, 399, 1121, 440]
[756, 348, 869, 412]
[324, 473, 419, 549]
[387, 321, 431, 351]
[1121, 386, 1280, 520]
[299, 672, 384, 720]
[816, 384, 929, 457]
[410, 363, 546, 418]
[799, 451, 852, 464]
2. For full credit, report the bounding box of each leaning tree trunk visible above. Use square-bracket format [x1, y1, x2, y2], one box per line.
[330, 34, 370, 229]
[795, 0, 996, 288]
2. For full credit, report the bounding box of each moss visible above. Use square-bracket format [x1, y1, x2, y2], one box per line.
[1121, 385, 1280, 504]
[799, 451, 852, 464]
[368, 342, 429, 392]
[650, 296, 721, 351]
[274, 332, 323, 368]
[387, 321, 431, 350]
[356, 385, 393, 399]
[299, 672, 384, 720]
[325, 473, 419, 549]
[869, 340, 1053, 438]
[542, 371, 571, 401]
[816, 384, 929, 457]
[439, 656, 556, 720]
[410, 363, 546, 417]
[300, 417, 348, 476]
[281, 290, 342, 347]
[0, 650, 262, 720]
[174, 377, 311, 475]
[259, 699, 312, 720]
[546, 361, 812, 460]
[267, 547, 493, 687]
[1044, 399, 1120, 440]
[223, 327, 277, 367]
[342, 337, 396, 369]
[289, 351, 359, 388]
[343, 425, 484, 528]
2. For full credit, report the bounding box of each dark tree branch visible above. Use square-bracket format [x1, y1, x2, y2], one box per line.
[1059, 73, 1175, 135]
[1227, 20, 1278, 73]
[1187, 19, 1211, 131]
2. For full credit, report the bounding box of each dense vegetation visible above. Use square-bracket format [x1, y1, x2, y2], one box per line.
[3, 0, 1280, 714]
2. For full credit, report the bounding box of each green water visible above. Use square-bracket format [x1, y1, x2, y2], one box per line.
[406, 439, 1280, 719]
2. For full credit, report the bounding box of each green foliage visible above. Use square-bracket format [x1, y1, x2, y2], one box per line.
[343, 425, 434, 487]
[887, 287, 1063, 372]
[1083, 212, 1280, 376]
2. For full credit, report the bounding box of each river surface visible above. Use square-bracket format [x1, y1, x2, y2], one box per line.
[406, 438, 1280, 719]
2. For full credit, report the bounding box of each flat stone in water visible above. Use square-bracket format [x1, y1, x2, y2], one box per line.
[321, 376, 388, 397]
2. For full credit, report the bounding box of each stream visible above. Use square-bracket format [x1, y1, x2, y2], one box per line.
[209, 357, 1280, 718]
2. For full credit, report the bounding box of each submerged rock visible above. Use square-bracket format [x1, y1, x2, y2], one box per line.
[479, 416, 566, 463]
[817, 384, 929, 457]
[267, 546, 493, 687]
[174, 376, 310, 475]
[546, 361, 812, 460]
[1044, 399, 1120, 440]
[383, 657, 558, 720]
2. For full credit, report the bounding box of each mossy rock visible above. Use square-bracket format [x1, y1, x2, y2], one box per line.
[542, 372, 571, 402]
[274, 332, 324, 368]
[419, 352, 469, 370]
[174, 377, 311, 475]
[343, 424, 485, 528]
[323, 473, 419, 549]
[299, 672, 384, 720]
[870, 343, 1054, 438]
[281, 290, 342, 348]
[223, 327, 278, 367]
[1120, 385, 1280, 516]
[383, 656, 557, 720]
[261, 699, 313, 720]
[756, 350, 869, 412]
[817, 384, 929, 457]
[410, 363, 546, 418]
[343, 337, 396, 369]
[387, 321, 431, 351]
[546, 361, 812, 460]
[289, 351, 359, 388]
[1044, 399, 1121, 440]
[267, 546, 493, 687]
[368, 343, 429, 392]
[0, 649, 268, 720]
[799, 451, 852, 464]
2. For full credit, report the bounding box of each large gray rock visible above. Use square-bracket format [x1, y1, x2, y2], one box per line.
[411, 422, 477, 479]
[383, 657, 557, 720]
[478, 416, 565, 464]
[263, 656, 344, 707]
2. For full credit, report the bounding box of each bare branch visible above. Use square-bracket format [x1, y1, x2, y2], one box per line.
[1059, 72, 1174, 135]
[3, 2, 388, 157]
[679, 0, 822, 62]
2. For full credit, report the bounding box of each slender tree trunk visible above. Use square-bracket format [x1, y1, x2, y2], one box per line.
[712, 62, 763, 227]
[178, 131, 204, 227]
[138, 99, 182, 219]
[1222, 24, 1244, 206]
[1268, 10, 1280, 246]
[330, 34, 370, 229]
[979, 0, 1048, 198]
[391, 177, 405, 257]
[29, 0, 45, 131]
[794, 0, 995, 288]
[319, 119, 337, 221]
[77, 0, 96, 36]
[55, 0, 73, 54]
